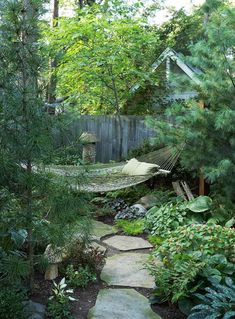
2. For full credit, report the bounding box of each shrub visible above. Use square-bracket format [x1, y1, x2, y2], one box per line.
[115, 219, 145, 235]
[148, 189, 177, 207]
[188, 277, 235, 319]
[62, 240, 105, 274]
[147, 224, 235, 303]
[105, 184, 150, 205]
[66, 264, 96, 288]
[0, 287, 26, 319]
[158, 224, 235, 261]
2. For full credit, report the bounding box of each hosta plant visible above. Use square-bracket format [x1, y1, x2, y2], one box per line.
[145, 196, 212, 237]
[47, 278, 76, 319]
[188, 277, 235, 319]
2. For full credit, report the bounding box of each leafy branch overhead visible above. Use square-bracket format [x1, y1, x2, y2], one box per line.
[46, 5, 160, 114]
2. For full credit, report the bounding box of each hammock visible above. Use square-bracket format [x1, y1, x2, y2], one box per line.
[48, 144, 184, 192]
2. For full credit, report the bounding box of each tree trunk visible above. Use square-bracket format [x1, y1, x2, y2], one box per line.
[22, 0, 38, 291]
[108, 65, 123, 161]
[47, 0, 59, 104]
[26, 163, 34, 290]
[78, 0, 84, 9]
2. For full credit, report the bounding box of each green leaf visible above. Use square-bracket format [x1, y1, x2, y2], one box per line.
[225, 218, 235, 228]
[187, 196, 212, 213]
[204, 315, 221, 319]
[188, 310, 212, 319]
[10, 229, 27, 247]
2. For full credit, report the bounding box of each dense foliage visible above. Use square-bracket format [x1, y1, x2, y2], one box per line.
[147, 224, 235, 304]
[145, 196, 212, 236]
[47, 4, 159, 115]
[148, 0, 235, 203]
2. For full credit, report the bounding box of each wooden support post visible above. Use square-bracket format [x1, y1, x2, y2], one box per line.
[198, 100, 205, 195]
[199, 174, 205, 196]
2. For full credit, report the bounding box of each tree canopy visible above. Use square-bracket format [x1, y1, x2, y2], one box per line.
[47, 4, 160, 115]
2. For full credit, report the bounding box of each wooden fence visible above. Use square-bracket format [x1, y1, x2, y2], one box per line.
[55, 115, 157, 163]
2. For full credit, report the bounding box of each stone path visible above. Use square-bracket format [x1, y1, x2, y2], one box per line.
[88, 221, 162, 319]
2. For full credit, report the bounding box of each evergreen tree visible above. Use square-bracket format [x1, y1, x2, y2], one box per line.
[148, 0, 235, 203]
[0, 0, 91, 290]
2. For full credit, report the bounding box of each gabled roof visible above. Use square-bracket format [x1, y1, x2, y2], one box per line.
[131, 47, 202, 93]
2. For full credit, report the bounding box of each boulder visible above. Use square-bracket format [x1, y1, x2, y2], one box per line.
[136, 194, 157, 209]
[115, 204, 146, 220]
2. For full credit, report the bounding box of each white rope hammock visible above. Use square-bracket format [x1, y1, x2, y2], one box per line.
[48, 144, 184, 192]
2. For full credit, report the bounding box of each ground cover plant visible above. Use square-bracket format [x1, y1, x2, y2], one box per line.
[115, 219, 145, 235]
[66, 265, 97, 288]
[145, 196, 212, 237]
[147, 224, 235, 314]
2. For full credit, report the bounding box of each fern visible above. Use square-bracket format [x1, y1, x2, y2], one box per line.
[0, 251, 29, 284]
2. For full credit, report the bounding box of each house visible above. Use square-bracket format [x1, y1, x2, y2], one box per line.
[127, 48, 202, 114]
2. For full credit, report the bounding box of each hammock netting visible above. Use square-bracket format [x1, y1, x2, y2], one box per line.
[47, 144, 184, 192]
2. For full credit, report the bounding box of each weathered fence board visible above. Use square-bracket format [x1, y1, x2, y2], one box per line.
[55, 115, 156, 163]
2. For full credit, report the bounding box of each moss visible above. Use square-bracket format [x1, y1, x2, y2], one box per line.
[115, 219, 145, 235]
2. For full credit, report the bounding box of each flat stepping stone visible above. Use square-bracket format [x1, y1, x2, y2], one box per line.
[91, 220, 117, 240]
[101, 252, 155, 288]
[88, 288, 161, 319]
[103, 235, 153, 251]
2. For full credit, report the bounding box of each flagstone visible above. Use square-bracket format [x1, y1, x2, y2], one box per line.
[91, 220, 117, 240]
[100, 252, 155, 288]
[103, 235, 152, 251]
[88, 288, 162, 319]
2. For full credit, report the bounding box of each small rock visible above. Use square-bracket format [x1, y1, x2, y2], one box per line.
[130, 204, 147, 216]
[24, 301, 46, 319]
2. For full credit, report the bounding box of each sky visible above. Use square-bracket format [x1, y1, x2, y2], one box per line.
[152, 0, 205, 24]
[48, 0, 235, 25]
[49, 0, 206, 22]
